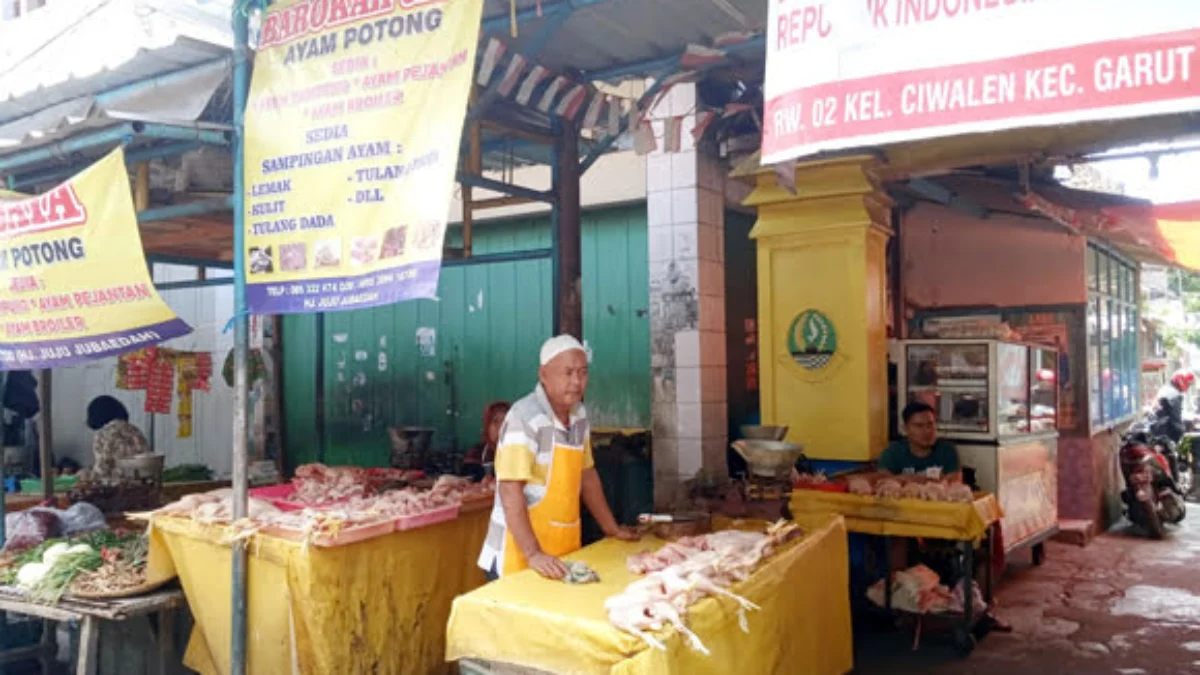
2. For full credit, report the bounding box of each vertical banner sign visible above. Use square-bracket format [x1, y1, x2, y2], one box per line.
[244, 0, 484, 314]
[764, 0, 1200, 164]
[0, 149, 192, 371]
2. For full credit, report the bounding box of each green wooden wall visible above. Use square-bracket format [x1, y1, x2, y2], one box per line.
[280, 205, 650, 470]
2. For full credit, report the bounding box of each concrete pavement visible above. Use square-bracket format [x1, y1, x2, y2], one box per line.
[855, 512, 1200, 674]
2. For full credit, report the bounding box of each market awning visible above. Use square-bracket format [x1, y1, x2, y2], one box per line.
[0, 60, 230, 150]
[1106, 201, 1200, 272]
[1020, 192, 1200, 272]
[0, 0, 232, 121]
[0, 0, 234, 184]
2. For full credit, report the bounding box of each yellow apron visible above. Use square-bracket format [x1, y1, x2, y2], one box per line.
[502, 441, 584, 575]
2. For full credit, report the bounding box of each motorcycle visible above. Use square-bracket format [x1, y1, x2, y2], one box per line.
[1138, 417, 1194, 495]
[1120, 423, 1187, 538]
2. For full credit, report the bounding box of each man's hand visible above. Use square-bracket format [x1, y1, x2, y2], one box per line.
[527, 551, 568, 579]
[606, 526, 641, 542]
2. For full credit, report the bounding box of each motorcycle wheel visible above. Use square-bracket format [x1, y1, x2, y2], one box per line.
[1180, 465, 1194, 496]
[1133, 500, 1166, 539]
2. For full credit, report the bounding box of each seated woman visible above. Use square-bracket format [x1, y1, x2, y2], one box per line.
[879, 402, 960, 478]
[462, 401, 509, 482]
[85, 396, 151, 484]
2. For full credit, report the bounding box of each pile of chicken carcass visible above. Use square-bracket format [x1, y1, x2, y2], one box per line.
[847, 474, 974, 503]
[289, 463, 432, 505]
[608, 520, 801, 654]
[151, 473, 496, 546]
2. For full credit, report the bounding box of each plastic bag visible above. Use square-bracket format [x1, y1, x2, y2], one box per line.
[59, 502, 106, 536]
[2, 508, 64, 552]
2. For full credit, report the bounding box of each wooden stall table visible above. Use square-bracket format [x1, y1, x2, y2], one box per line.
[151, 507, 491, 675]
[0, 588, 184, 675]
[4, 493, 51, 513]
[446, 513, 853, 675]
[789, 490, 1004, 654]
[160, 481, 232, 504]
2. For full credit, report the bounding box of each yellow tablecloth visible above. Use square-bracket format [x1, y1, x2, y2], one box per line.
[789, 490, 1003, 543]
[150, 508, 490, 675]
[445, 513, 853, 675]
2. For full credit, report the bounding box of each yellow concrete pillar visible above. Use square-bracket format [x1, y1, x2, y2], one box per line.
[742, 156, 892, 462]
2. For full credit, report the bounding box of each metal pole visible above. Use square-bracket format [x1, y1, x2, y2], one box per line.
[555, 119, 583, 339]
[0, 370, 6, 635]
[0, 371, 7, 547]
[230, 4, 251, 674]
[38, 370, 52, 500]
[549, 121, 562, 334]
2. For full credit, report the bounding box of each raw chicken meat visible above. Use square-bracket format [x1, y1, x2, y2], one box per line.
[609, 520, 800, 654]
[945, 483, 974, 503]
[292, 464, 369, 504]
[625, 536, 709, 574]
[793, 471, 827, 486]
[158, 488, 279, 523]
[920, 482, 948, 501]
[848, 477, 874, 495]
[874, 479, 903, 499]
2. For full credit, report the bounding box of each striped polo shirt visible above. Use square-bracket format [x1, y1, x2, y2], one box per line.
[476, 384, 595, 573]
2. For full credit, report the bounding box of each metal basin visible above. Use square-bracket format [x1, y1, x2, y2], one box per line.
[389, 427, 436, 469]
[731, 439, 805, 478]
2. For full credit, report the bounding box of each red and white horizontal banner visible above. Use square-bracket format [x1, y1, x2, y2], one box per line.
[763, 0, 1200, 164]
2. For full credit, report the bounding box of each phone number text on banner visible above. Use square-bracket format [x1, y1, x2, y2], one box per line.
[0, 149, 192, 371]
[764, 0, 1200, 163]
[244, 0, 483, 314]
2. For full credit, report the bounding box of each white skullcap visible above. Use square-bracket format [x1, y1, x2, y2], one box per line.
[539, 334, 592, 366]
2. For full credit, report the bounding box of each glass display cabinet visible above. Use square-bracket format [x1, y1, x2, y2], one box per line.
[896, 339, 1060, 555]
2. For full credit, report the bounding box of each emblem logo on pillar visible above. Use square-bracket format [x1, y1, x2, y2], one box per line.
[787, 310, 837, 371]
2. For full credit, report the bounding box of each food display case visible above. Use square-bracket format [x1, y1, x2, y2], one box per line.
[896, 339, 1059, 556]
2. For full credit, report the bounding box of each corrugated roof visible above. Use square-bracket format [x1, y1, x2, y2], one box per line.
[0, 0, 765, 177]
[479, 0, 766, 78]
[0, 59, 229, 149]
[0, 0, 232, 125]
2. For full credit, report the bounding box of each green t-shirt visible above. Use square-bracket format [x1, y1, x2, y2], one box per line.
[879, 439, 960, 475]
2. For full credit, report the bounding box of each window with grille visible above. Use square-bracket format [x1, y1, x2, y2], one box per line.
[1087, 243, 1139, 428]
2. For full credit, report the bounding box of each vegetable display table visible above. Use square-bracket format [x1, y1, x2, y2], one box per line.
[789, 490, 1004, 654]
[0, 588, 184, 675]
[445, 513, 853, 675]
[150, 507, 490, 675]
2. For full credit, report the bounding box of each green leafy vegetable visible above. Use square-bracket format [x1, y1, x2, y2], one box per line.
[0, 539, 65, 585]
[28, 549, 103, 604]
[162, 464, 214, 483]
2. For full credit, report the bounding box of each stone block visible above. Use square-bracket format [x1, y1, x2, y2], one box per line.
[648, 190, 672, 228]
[676, 366, 701, 403]
[648, 227, 673, 263]
[676, 402, 703, 438]
[646, 152, 671, 191]
[699, 330, 726, 366]
[671, 150, 698, 189]
[674, 330, 700, 367]
[671, 187, 699, 224]
[1053, 519, 1096, 547]
[672, 223, 698, 260]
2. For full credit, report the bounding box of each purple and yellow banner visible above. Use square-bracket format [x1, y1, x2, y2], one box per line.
[0, 148, 192, 370]
[243, 0, 483, 314]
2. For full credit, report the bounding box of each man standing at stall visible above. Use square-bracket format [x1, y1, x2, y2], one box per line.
[478, 335, 638, 580]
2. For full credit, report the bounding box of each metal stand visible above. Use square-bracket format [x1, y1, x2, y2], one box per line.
[875, 524, 996, 656]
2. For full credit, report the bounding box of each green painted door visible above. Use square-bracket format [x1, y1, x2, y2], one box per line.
[280, 205, 650, 469]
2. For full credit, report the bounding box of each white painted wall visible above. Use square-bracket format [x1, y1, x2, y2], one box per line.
[446, 150, 648, 224]
[50, 264, 237, 478]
